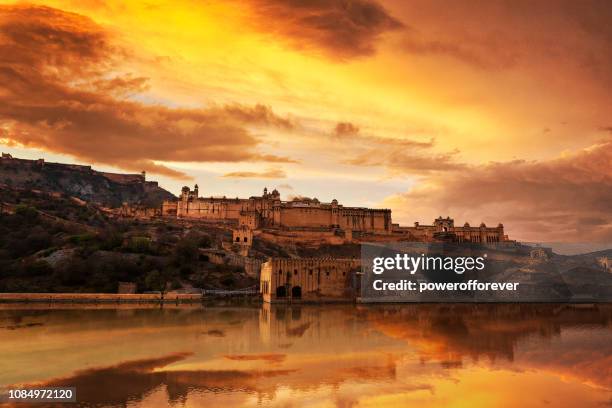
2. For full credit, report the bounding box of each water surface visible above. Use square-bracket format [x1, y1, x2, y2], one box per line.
[1, 303, 611, 407]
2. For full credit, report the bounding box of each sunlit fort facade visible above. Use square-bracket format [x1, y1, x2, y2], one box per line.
[162, 185, 507, 244]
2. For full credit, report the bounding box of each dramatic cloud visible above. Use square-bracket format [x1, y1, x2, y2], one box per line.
[0, 5, 294, 178]
[398, 0, 612, 82]
[221, 168, 287, 178]
[385, 140, 612, 242]
[246, 0, 403, 59]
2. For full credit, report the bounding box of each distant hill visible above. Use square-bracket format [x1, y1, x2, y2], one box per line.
[0, 154, 174, 207]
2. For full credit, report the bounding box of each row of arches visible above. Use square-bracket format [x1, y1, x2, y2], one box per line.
[276, 285, 301, 299]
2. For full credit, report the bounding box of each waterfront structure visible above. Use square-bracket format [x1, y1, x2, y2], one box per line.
[260, 258, 360, 303]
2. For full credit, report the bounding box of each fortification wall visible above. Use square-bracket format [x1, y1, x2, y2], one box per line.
[278, 207, 332, 228]
[258, 229, 345, 246]
[98, 171, 144, 184]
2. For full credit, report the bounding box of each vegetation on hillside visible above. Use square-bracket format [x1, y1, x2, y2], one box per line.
[0, 187, 256, 293]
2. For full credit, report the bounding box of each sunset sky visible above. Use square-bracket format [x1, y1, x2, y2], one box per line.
[0, 0, 610, 242]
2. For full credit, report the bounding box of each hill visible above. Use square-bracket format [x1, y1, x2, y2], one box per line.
[0, 186, 256, 293]
[0, 154, 174, 207]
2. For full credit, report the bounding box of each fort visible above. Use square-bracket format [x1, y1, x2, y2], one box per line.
[162, 185, 511, 303]
[162, 185, 508, 245]
[1, 153, 152, 185]
[1, 154, 514, 303]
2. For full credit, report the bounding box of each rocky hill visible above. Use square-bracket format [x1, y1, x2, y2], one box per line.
[0, 154, 174, 207]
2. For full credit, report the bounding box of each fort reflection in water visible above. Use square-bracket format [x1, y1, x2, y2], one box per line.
[0, 303, 610, 407]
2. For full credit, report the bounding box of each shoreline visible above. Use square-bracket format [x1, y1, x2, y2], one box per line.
[0, 293, 205, 303]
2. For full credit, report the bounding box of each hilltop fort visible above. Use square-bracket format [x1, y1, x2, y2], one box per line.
[162, 184, 508, 246]
[0, 154, 521, 303]
[0, 153, 174, 207]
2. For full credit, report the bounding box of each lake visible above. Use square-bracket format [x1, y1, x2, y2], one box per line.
[1, 303, 611, 407]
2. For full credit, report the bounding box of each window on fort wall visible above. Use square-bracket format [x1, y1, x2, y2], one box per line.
[309, 269, 313, 276]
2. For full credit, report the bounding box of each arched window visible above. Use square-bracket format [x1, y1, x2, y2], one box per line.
[291, 286, 302, 299]
[276, 286, 287, 298]
[243, 237, 248, 242]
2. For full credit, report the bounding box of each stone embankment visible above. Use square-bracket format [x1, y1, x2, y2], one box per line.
[0, 293, 202, 303]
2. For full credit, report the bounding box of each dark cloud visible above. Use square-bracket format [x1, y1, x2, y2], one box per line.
[389, 140, 612, 242]
[334, 121, 360, 136]
[398, 0, 612, 80]
[0, 5, 295, 179]
[247, 0, 403, 59]
[221, 168, 287, 178]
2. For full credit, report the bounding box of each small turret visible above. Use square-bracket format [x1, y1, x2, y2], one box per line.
[180, 186, 190, 201]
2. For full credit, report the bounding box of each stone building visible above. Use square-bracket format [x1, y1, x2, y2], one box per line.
[393, 216, 506, 243]
[260, 258, 361, 303]
[162, 186, 392, 234]
[232, 225, 253, 246]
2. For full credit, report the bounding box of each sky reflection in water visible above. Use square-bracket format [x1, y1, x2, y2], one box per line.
[0, 303, 610, 407]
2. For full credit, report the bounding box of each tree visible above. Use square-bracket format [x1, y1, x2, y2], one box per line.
[145, 269, 169, 300]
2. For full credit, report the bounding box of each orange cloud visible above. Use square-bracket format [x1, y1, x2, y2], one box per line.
[0, 5, 295, 179]
[386, 139, 612, 242]
[244, 0, 403, 59]
[221, 168, 287, 178]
